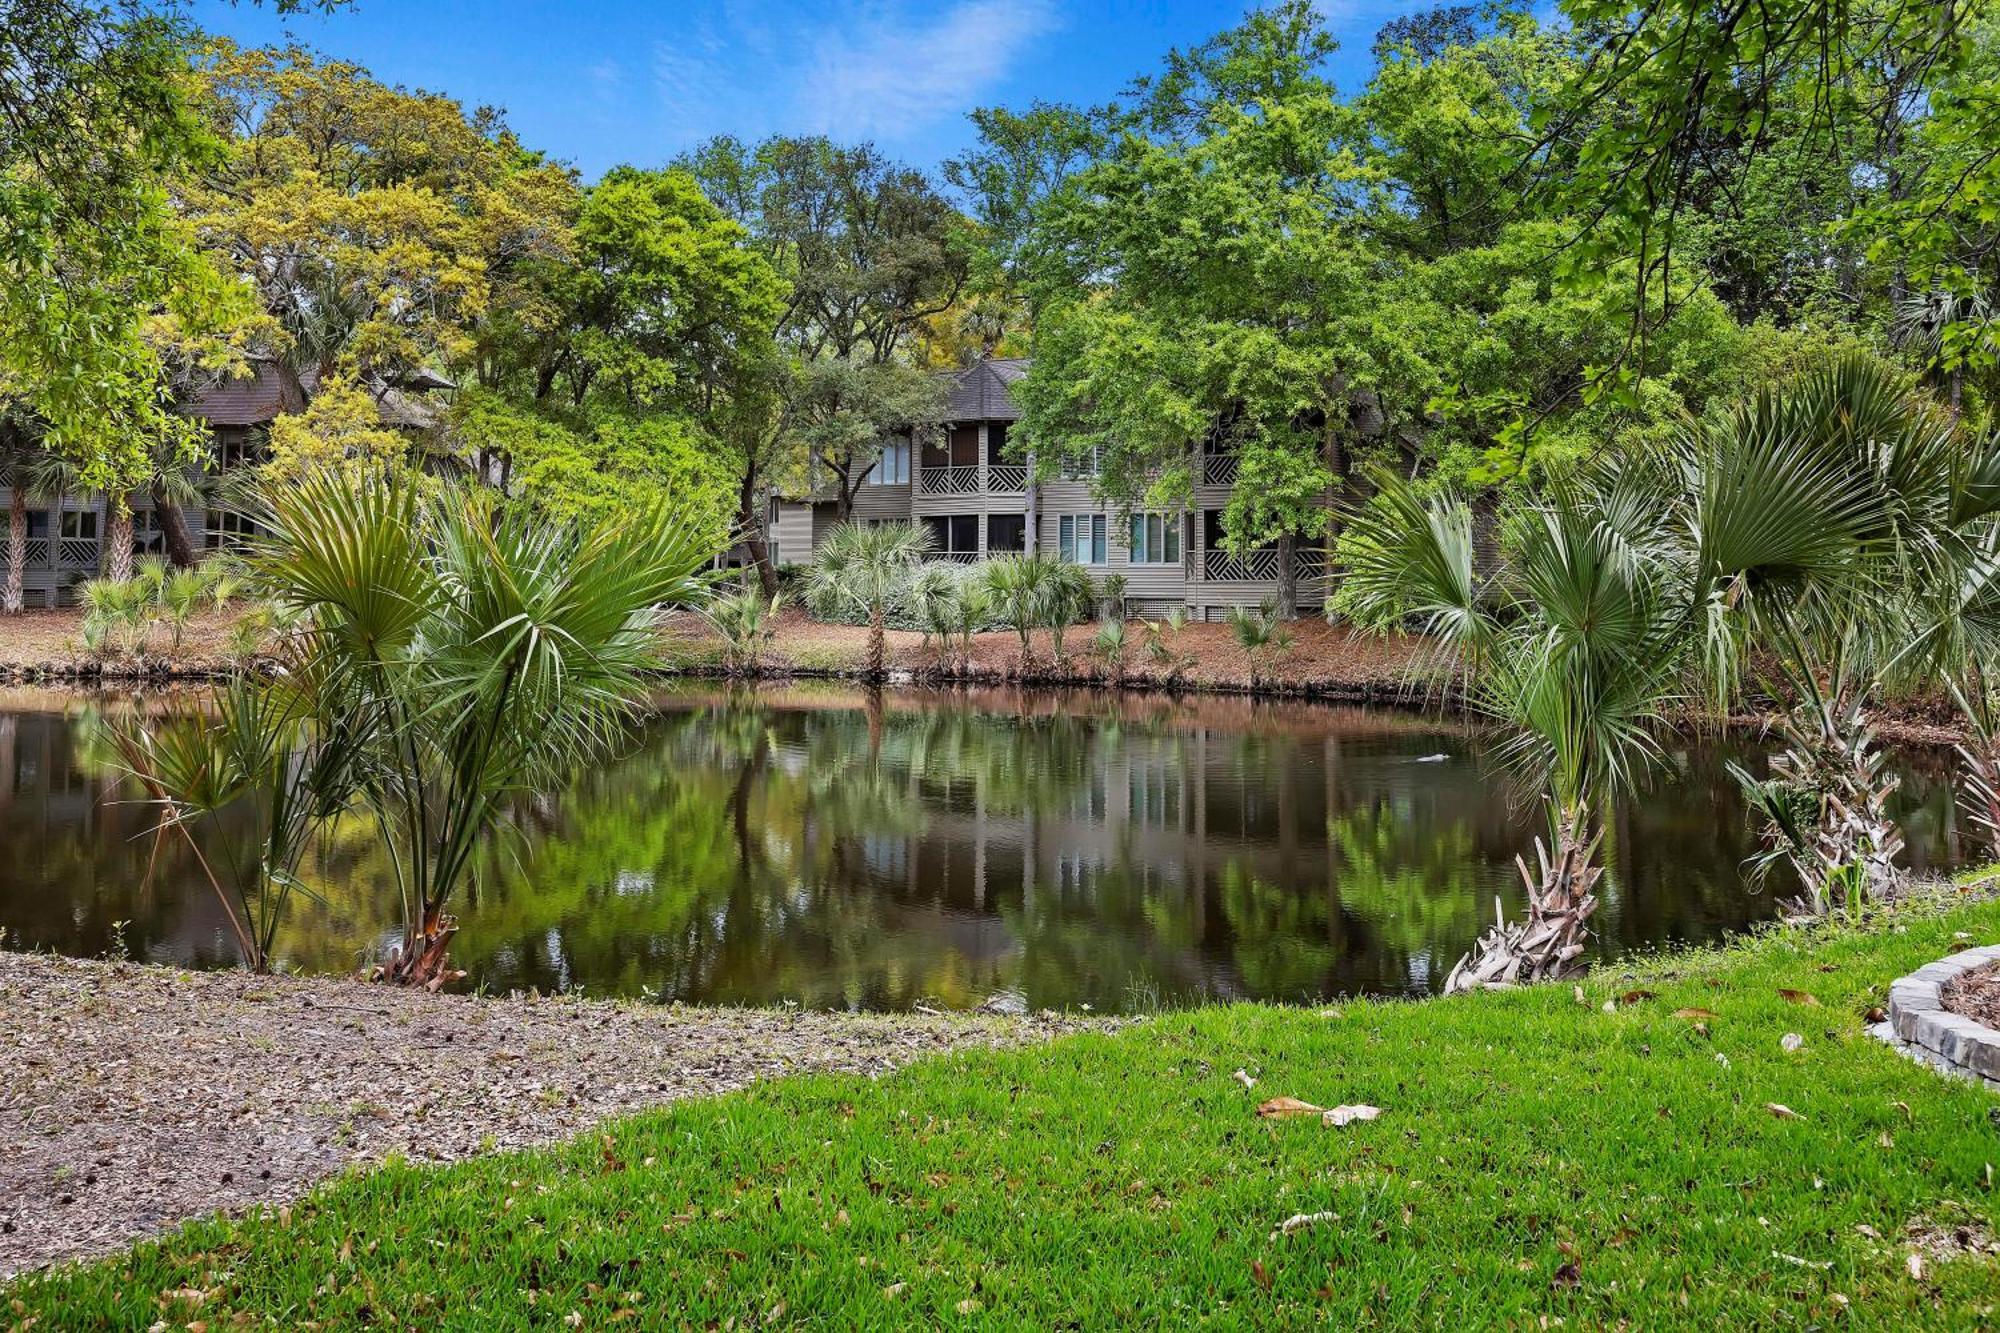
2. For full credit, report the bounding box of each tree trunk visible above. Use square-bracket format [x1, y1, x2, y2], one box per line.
[1956, 736, 2000, 856]
[1275, 532, 1298, 620]
[151, 482, 198, 568]
[868, 602, 887, 679]
[3, 487, 24, 614]
[737, 471, 777, 597]
[106, 497, 134, 583]
[1444, 806, 1600, 994]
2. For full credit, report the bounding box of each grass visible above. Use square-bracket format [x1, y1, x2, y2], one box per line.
[13, 893, 2000, 1329]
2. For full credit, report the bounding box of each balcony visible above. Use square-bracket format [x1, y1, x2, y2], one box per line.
[987, 464, 1028, 492]
[1202, 454, 1239, 486]
[1201, 547, 1324, 582]
[920, 465, 980, 496]
[20, 537, 99, 571]
[935, 550, 981, 565]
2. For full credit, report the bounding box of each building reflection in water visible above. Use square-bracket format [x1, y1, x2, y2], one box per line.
[0, 683, 1969, 1011]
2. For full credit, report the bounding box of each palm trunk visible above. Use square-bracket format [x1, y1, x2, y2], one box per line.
[151, 482, 197, 568]
[868, 603, 886, 679]
[106, 497, 134, 583]
[4, 487, 23, 614]
[1444, 805, 1600, 994]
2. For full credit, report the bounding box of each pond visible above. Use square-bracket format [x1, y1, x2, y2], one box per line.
[0, 683, 1973, 1012]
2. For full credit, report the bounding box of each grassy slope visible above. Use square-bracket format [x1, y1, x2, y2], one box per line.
[14, 897, 2000, 1331]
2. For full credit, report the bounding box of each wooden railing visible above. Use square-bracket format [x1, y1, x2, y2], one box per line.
[1201, 547, 1325, 582]
[920, 465, 980, 495]
[934, 550, 981, 564]
[987, 464, 1028, 492]
[57, 539, 99, 569]
[20, 538, 50, 568]
[1203, 454, 1239, 486]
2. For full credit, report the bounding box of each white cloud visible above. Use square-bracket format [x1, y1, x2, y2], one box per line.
[796, 0, 1060, 140]
[647, 0, 1059, 152]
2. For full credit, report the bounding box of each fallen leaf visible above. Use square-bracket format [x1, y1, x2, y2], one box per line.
[1765, 1102, 1804, 1120]
[1906, 1252, 1926, 1281]
[1619, 989, 1656, 1006]
[1250, 1259, 1272, 1291]
[882, 1283, 906, 1300]
[1573, 986, 1587, 1005]
[1601, 1000, 1617, 1015]
[1713, 1051, 1731, 1069]
[1781, 1033, 1804, 1052]
[1778, 989, 1820, 1007]
[1233, 1069, 1258, 1090]
[956, 1299, 982, 1315]
[1552, 1261, 1581, 1288]
[1322, 1104, 1384, 1127]
[1258, 1096, 1327, 1119]
[1673, 1007, 1718, 1020]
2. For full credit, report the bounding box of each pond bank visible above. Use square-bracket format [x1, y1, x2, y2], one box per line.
[0, 951, 1102, 1276]
[9, 891, 2000, 1326]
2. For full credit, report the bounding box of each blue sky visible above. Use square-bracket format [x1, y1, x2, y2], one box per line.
[188, 1, 1442, 181]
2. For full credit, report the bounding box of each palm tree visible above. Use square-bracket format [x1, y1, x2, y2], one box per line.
[982, 553, 1054, 668]
[1690, 357, 1990, 913]
[1227, 596, 1296, 688]
[1343, 465, 1686, 990]
[0, 411, 40, 615]
[806, 521, 931, 679]
[120, 466, 718, 982]
[1037, 559, 1095, 669]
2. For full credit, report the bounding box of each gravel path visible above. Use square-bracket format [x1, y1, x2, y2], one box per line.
[0, 952, 1100, 1276]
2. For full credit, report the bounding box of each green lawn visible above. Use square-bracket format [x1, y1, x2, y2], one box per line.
[14, 895, 2000, 1330]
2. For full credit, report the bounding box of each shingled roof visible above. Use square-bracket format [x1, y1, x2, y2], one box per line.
[941, 357, 1028, 422]
[182, 362, 452, 430]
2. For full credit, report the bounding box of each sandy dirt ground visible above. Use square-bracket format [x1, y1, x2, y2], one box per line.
[0, 952, 1102, 1276]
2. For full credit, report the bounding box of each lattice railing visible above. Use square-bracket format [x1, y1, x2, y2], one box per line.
[1203, 454, 1239, 486]
[920, 465, 980, 495]
[935, 550, 981, 565]
[1201, 548, 1326, 582]
[58, 539, 99, 569]
[986, 464, 1028, 492]
[20, 539, 50, 568]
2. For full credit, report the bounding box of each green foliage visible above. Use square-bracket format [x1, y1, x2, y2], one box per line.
[700, 583, 784, 675]
[1226, 597, 1297, 685]
[243, 466, 718, 981]
[803, 521, 932, 676]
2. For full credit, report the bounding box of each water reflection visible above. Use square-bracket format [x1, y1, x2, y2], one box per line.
[0, 683, 1972, 1011]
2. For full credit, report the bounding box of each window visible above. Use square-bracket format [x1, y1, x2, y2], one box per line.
[868, 436, 911, 486]
[24, 511, 49, 540]
[1058, 447, 1100, 481]
[1128, 512, 1182, 564]
[205, 509, 261, 550]
[59, 510, 98, 541]
[1058, 513, 1106, 564]
[987, 513, 1026, 554]
[133, 510, 166, 555]
[947, 424, 980, 467]
[214, 427, 268, 471]
[923, 514, 979, 556]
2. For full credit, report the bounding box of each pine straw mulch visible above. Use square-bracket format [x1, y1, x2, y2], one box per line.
[0, 952, 1104, 1277]
[1942, 959, 2000, 1030]
[0, 607, 246, 675]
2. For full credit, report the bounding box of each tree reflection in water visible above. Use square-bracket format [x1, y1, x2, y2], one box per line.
[0, 684, 1971, 1011]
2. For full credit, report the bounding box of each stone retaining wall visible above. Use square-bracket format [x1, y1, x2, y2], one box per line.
[1875, 945, 2000, 1090]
